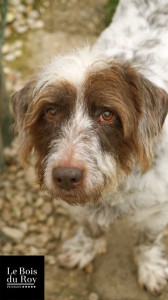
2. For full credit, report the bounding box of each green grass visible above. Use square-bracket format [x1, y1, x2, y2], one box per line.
[106, 0, 120, 25]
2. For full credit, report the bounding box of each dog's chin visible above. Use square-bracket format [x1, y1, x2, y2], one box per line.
[47, 185, 103, 206]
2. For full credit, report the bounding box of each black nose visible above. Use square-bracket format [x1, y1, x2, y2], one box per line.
[53, 167, 83, 191]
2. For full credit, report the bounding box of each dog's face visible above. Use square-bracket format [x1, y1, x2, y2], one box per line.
[12, 50, 168, 205]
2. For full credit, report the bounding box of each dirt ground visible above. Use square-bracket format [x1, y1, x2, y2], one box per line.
[1, 1, 168, 300]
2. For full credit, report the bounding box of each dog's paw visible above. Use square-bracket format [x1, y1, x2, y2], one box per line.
[138, 259, 168, 294]
[57, 228, 106, 268]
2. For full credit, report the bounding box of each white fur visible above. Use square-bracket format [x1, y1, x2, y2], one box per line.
[94, 0, 168, 91]
[58, 227, 106, 268]
[34, 48, 107, 96]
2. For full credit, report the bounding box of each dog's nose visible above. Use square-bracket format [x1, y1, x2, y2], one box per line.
[53, 167, 83, 191]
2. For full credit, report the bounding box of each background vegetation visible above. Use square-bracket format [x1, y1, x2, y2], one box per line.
[106, 0, 119, 25]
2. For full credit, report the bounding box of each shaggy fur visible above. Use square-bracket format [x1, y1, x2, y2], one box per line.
[12, 0, 168, 295]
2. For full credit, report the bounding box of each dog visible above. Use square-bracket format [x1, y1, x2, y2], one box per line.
[12, 47, 168, 294]
[12, 0, 168, 295]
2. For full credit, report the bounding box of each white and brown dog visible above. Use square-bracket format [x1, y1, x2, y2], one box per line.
[12, 0, 168, 295]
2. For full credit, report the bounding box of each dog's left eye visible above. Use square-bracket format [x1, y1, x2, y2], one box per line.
[44, 107, 59, 121]
[97, 111, 114, 123]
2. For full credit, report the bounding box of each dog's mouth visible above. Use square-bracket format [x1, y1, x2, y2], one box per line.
[48, 185, 103, 206]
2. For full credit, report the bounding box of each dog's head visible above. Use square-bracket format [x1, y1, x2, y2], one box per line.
[12, 49, 168, 205]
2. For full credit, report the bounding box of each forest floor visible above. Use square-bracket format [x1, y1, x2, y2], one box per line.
[1, 1, 168, 299]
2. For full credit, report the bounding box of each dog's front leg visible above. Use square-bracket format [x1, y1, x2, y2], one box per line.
[58, 226, 106, 268]
[58, 205, 107, 268]
[133, 212, 168, 294]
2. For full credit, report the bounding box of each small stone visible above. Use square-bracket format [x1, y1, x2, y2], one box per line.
[4, 191, 13, 201]
[15, 179, 27, 191]
[16, 169, 25, 178]
[17, 4, 26, 13]
[50, 227, 61, 240]
[11, 0, 20, 5]
[0, 198, 3, 211]
[27, 246, 39, 255]
[37, 223, 50, 234]
[46, 241, 56, 251]
[42, 202, 52, 215]
[2, 44, 10, 54]
[47, 216, 54, 227]
[26, 193, 35, 204]
[28, 10, 39, 19]
[88, 293, 99, 300]
[37, 212, 47, 222]
[13, 195, 26, 208]
[4, 27, 12, 38]
[29, 224, 37, 232]
[15, 25, 28, 34]
[27, 18, 35, 27]
[61, 229, 69, 241]
[56, 206, 68, 216]
[6, 12, 15, 23]
[8, 174, 16, 182]
[24, 235, 37, 246]
[4, 53, 16, 62]
[2, 209, 12, 222]
[30, 20, 44, 29]
[8, 165, 19, 173]
[46, 255, 56, 265]
[24, 233, 49, 247]
[85, 263, 94, 274]
[26, 0, 33, 4]
[13, 40, 23, 49]
[97, 239, 107, 254]
[14, 243, 26, 253]
[2, 226, 24, 241]
[14, 49, 22, 58]
[3, 147, 17, 159]
[69, 296, 75, 300]
[18, 221, 28, 233]
[23, 206, 33, 218]
[0, 220, 5, 228]
[12, 207, 21, 218]
[37, 234, 50, 247]
[1, 181, 11, 189]
[2, 242, 13, 254]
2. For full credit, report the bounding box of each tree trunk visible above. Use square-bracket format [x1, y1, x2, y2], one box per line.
[0, 0, 13, 172]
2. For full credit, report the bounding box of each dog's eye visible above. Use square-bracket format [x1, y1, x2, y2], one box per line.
[97, 111, 114, 123]
[102, 111, 113, 121]
[44, 107, 59, 121]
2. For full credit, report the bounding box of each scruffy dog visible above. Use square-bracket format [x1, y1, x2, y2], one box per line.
[11, 0, 168, 294]
[12, 48, 168, 294]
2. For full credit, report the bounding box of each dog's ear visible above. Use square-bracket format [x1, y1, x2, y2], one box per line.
[125, 64, 168, 170]
[12, 79, 37, 163]
[12, 79, 36, 129]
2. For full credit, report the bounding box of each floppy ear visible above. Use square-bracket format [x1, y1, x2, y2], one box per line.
[12, 79, 37, 163]
[125, 64, 168, 170]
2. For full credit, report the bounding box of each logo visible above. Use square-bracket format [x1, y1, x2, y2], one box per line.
[7, 266, 37, 289]
[0, 256, 44, 300]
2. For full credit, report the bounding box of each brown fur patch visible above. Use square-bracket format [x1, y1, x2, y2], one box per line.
[24, 82, 77, 184]
[84, 62, 142, 173]
[84, 61, 168, 172]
